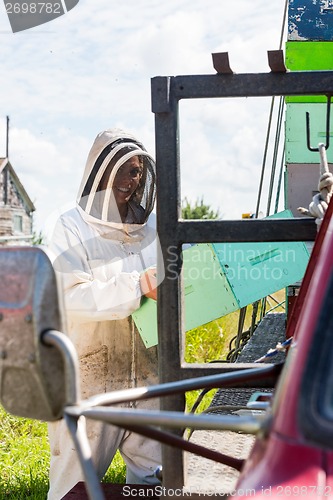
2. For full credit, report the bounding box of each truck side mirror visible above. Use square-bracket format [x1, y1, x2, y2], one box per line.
[0, 246, 67, 421]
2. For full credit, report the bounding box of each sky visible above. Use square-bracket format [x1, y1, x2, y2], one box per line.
[0, 0, 288, 234]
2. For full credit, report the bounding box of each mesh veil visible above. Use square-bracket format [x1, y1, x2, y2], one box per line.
[77, 133, 156, 225]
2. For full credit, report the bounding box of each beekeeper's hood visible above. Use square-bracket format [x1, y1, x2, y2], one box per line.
[77, 129, 156, 231]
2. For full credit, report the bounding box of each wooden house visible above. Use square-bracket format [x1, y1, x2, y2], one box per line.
[0, 158, 35, 245]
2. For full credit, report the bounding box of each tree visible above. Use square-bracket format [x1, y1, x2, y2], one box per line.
[181, 196, 220, 220]
[31, 230, 45, 245]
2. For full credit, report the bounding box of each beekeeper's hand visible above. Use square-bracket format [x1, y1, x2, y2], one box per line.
[140, 267, 158, 300]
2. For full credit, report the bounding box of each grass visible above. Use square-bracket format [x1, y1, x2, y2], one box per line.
[0, 294, 285, 499]
[0, 406, 126, 499]
[0, 407, 50, 499]
[184, 293, 285, 415]
[185, 292, 285, 364]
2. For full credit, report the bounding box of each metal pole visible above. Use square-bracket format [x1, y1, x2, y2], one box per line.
[6, 116, 9, 158]
[65, 414, 105, 500]
[152, 76, 186, 489]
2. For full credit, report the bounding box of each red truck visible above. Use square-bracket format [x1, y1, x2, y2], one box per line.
[232, 198, 333, 499]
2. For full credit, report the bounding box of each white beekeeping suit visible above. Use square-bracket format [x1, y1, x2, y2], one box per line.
[47, 129, 163, 500]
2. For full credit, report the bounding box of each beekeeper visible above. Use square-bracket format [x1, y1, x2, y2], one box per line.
[47, 128, 163, 500]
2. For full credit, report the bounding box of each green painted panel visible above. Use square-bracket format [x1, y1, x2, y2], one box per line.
[285, 42, 333, 103]
[182, 244, 238, 327]
[133, 212, 309, 347]
[285, 103, 333, 163]
[285, 97, 330, 104]
[286, 42, 333, 70]
[212, 211, 309, 309]
[132, 298, 158, 348]
[132, 244, 237, 348]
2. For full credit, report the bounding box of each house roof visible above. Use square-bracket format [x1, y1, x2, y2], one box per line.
[0, 158, 35, 213]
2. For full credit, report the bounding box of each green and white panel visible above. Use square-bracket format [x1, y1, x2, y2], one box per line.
[285, 103, 333, 163]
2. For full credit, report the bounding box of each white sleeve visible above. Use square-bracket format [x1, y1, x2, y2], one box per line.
[49, 215, 142, 323]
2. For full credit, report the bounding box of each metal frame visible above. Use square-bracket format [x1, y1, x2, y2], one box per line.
[2, 69, 333, 498]
[43, 329, 279, 500]
[152, 66, 333, 487]
[0, 245, 282, 500]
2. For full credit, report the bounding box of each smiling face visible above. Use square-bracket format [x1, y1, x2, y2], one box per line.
[112, 156, 143, 216]
[78, 132, 156, 225]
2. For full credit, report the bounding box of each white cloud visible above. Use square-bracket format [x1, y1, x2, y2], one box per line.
[0, 0, 288, 232]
